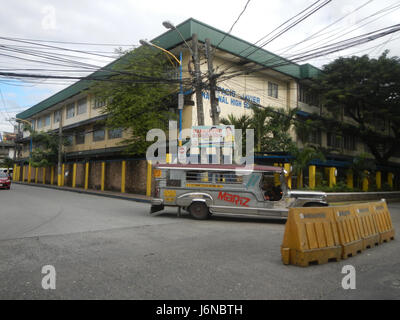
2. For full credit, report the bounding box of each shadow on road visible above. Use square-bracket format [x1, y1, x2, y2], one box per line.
[150, 210, 287, 225]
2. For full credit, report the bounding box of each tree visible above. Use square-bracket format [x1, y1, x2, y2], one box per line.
[90, 46, 179, 155]
[1, 157, 14, 171]
[309, 51, 400, 165]
[290, 146, 325, 188]
[23, 125, 70, 167]
[220, 105, 297, 153]
[220, 114, 252, 152]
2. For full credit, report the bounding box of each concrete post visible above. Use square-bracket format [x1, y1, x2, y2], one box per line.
[309, 165, 316, 189]
[329, 167, 336, 188]
[363, 170, 369, 192]
[101, 162, 105, 191]
[388, 172, 393, 189]
[376, 171, 381, 190]
[121, 161, 126, 193]
[146, 160, 152, 197]
[284, 163, 291, 189]
[346, 170, 353, 189]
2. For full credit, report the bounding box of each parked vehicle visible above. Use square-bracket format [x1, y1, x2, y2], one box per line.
[150, 164, 328, 220]
[0, 171, 11, 190]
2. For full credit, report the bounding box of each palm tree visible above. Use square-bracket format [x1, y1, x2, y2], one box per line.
[220, 114, 252, 151]
[291, 146, 325, 188]
[250, 105, 271, 152]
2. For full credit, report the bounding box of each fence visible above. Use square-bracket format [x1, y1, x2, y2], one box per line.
[13, 159, 155, 196]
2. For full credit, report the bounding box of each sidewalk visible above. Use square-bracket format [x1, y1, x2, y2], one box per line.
[13, 181, 152, 203]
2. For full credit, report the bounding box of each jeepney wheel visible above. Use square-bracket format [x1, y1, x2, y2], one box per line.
[189, 202, 210, 220]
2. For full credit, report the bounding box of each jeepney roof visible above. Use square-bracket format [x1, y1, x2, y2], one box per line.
[154, 163, 283, 173]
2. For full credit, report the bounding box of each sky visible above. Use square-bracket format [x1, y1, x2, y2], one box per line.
[1, 0, 399, 132]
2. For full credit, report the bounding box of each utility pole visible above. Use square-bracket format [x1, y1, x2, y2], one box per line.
[205, 38, 220, 126]
[57, 110, 63, 186]
[192, 33, 205, 126]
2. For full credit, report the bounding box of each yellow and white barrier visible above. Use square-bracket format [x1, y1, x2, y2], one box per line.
[281, 200, 395, 267]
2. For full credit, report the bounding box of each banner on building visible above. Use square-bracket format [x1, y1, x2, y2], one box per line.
[191, 125, 234, 148]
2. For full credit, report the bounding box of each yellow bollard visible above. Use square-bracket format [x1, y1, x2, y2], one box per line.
[376, 171, 381, 190]
[51, 166, 54, 185]
[72, 163, 77, 188]
[85, 162, 89, 190]
[146, 160, 152, 197]
[363, 170, 369, 192]
[35, 167, 38, 183]
[346, 170, 353, 189]
[309, 165, 316, 189]
[388, 172, 393, 189]
[101, 162, 105, 191]
[61, 164, 65, 186]
[43, 167, 46, 184]
[284, 163, 291, 189]
[28, 164, 31, 183]
[274, 163, 281, 186]
[13, 164, 16, 181]
[166, 153, 172, 164]
[22, 165, 26, 182]
[329, 167, 336, 188]
[121, 161, 126, 193]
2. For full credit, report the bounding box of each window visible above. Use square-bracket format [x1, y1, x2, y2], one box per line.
[94, 97, 107, 109]
[93, 127, 105, 141]
[65, 135, 73, 145]
[31, 120, 35, 130]
[66, 103, 75, 119]
[307, 129, 321, 145]
[75, 130, 85, 144]
[268, 82, 278, 98]
[298, 84, 319, 106]
[77, 97, 87, 115]
[44, 115, 51, 127]
[343, 135, 356, 151]
[54, 110, 61, 123]
[36, 118, 42, 129]
[108, 128, 122, 139]
[327, 132, 342, 149]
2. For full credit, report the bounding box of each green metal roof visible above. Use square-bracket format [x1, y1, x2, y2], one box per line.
[17, 18, 321, 120]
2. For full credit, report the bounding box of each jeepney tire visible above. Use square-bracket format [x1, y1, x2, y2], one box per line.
[188, 202, 210, 220]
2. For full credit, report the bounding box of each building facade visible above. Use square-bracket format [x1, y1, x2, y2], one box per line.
[15, 18, 399, 192]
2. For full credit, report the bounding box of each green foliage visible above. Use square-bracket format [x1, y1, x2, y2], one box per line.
[309, 51, 400, 165]
[291, 146, 326, 177]
[90, 46, 178, 155]
[1, 157, 14, 169]
[28, 130, 70, 167]
[220, 114, 252, 153]
[220, 105, 297, 152]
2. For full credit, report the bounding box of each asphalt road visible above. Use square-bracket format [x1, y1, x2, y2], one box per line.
[0, 183, 399, 300]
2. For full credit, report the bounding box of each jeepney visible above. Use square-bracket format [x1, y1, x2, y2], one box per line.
[150, 164, 328, 220]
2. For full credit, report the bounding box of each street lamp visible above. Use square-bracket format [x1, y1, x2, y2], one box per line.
[140, 39, 184, 147]
[162, 21, 193, 55]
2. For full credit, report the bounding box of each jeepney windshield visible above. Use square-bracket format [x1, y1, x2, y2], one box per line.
[261, 172, 283, 201]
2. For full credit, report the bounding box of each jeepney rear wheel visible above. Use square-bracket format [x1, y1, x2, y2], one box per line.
[189, 202, 210, 220]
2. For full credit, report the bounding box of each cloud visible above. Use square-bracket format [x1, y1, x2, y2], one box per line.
[0, 0, 399, 118]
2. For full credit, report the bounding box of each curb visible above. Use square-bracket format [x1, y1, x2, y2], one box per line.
[13, 182, 151, 204]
